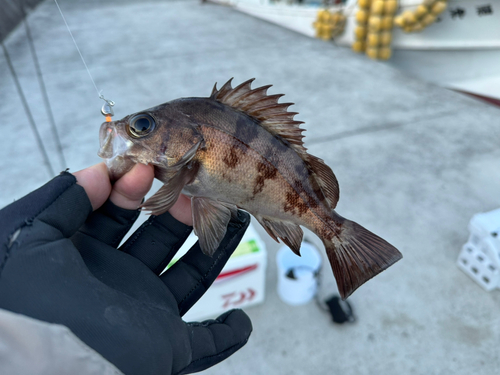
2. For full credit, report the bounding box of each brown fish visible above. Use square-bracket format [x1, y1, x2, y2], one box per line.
[98, 78, 402, 299]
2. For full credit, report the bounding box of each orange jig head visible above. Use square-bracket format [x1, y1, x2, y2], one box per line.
[100, 96, 115, 122]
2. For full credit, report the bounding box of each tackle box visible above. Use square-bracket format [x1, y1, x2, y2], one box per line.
[168, 223, 267, 321]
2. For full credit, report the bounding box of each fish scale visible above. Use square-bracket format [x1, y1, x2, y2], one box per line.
[98, 78, 402, 299]
[190, 126, 321, 224]
[177, 99, 328, 215]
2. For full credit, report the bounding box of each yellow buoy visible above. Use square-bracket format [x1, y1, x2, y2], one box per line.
[378, 47, 392, 60]
[313, 9, 346, 41]
[317, 10, 326, 22]
[368, 16, 383, 31]
[394, 15, 405, 27]
[352, 40, 366, 52]
[352, 0, 402, 61]
[371, 0, 385, 15]
[423, 0, 436, 7]
[403, 24, 413, 33]
[356, 9, 370, 24]
[415, 4, 429, 18]
[384, 0, 398, 15]
[402, 10, 417, 25]
[355, 25, 368, 39]
[380, 31, 392, 45]
[431, 1, 447, 15]
[366, 47, 379, 59]
[382, 15, 394, 30]
[354, 0, 449, 61]
[421, 13, 436, 26]
[358, 0, 372, 9]
[367, 32, 380, 47]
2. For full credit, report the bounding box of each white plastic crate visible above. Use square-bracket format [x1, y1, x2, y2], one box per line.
[457, 208, 500, 291]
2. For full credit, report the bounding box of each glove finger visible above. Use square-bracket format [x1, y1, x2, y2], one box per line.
[71, 199, 140, 250]
[176, 309, 252, 375]
[119, 212, 192, 274]
[160, 211, 250, 316]
[0, 172, 91, 254]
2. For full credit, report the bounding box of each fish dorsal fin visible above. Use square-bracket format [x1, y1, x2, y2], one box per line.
[211, 78, 339, 210]
[210, 78, 307, 155]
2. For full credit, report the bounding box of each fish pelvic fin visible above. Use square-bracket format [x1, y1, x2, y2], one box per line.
[324, 219, 402, 300]
[210, 78, 307, 155]
[192, 197, 238, 256]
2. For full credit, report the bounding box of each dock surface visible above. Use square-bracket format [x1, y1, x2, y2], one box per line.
[1, 0, 499, 374]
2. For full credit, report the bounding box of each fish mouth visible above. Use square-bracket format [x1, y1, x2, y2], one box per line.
[98, 122, 135, 181]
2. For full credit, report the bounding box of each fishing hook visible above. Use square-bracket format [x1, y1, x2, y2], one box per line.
[100, 94, 115, 122]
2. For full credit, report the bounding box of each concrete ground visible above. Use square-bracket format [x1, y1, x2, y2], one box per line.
[1, 0, 500, 374]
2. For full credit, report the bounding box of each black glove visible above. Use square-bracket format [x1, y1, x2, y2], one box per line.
[0, 172, 252, 375]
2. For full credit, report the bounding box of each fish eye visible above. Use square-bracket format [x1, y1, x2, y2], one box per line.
[128, 113, 156, 138]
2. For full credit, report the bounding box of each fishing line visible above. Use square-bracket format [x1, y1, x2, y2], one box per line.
[53, 0, 101, 97]
[1, 41, 55, 177]
[22, 3, 67, 170]
[53, 0, 114, 116]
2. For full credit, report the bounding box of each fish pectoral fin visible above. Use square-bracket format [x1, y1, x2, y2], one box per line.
[192, 197, 238, 256]
[141, 166, 198, 216]
[324, 219, 402, 300]
[142, 140, 203, 216]
[256, 216, 303, 256]
[141, 183, 183, 216]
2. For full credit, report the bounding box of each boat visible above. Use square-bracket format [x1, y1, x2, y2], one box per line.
[210, 0, 500, 104]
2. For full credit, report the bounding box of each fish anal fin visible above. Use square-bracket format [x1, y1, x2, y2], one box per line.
[192, 198, 237, 256]
[255, 217, 279, 244]
[256, 216, 303, 256]
[324, 219, 402, 300]
[210, 78, 308, 155]
[306, 155, 340, 209]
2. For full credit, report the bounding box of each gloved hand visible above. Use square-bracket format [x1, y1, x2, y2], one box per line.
[0, 163, 252, 375]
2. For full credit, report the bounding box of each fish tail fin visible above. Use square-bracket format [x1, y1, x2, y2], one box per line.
[323, 219, 402, 300]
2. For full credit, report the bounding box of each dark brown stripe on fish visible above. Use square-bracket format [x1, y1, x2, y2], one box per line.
[294, 162, 309, 180]
[253, 160, 278, 195]
[305, 190, 320, 210]
[234, 116, 259, 144]
[283, 189, 309, 216]
[222, 146, 240, 168]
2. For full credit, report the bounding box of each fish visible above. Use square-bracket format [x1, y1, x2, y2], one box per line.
[98, 78, 402, 299]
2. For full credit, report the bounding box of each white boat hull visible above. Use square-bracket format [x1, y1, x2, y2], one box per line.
[215, 0, 500, 101]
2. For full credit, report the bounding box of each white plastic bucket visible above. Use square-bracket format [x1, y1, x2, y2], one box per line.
[276, 242, 322, 305]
